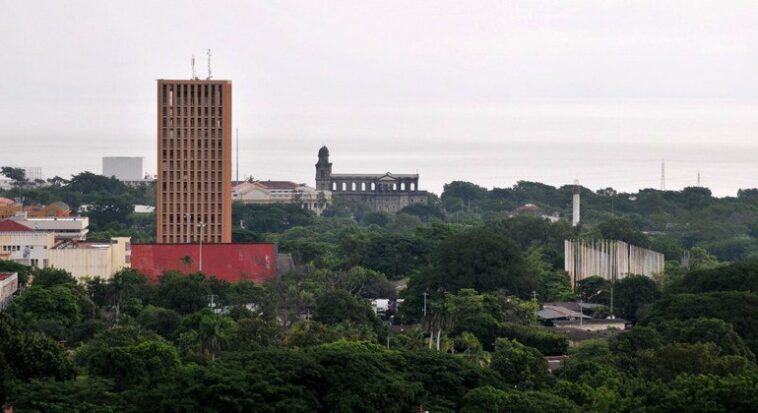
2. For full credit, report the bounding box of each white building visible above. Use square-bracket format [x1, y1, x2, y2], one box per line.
[9, 213, 89, 240]
[0, 272, 18, 309]
[0, 220, 55, 268]
[102, 157, 144, 182]
[20, 167, 43, 181]
[233, 180, 332, 215]
[48, 237, 131, 281]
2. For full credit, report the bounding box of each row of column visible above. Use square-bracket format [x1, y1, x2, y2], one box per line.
[330, 179, 418, 193]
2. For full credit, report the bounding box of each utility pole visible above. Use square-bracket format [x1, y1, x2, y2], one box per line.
[207, 294, 218, 309]
[198, 221, 207, 272]
[609, 283, 614, 318]
[578, 299, 584, 327]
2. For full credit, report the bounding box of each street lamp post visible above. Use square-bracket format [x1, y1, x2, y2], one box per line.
[197, 222, 206, 273]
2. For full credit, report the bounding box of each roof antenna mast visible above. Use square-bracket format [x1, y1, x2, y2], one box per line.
[236, 128, 240, 183]
[206, 48, 212, 80]
[191, 54, 196, 79]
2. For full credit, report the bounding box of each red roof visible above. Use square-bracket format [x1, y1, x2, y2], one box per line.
[0, 197, 16, 205]
[257, 181, 299, 190]
[0, 272, 16, 281]
[0, 219, 33, 232]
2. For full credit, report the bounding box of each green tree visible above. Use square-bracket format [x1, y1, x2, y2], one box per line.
[0, 314, 74, 403]
[137, 305, 182, 339]
[614, 275, 659, 322]
[87, 195, 133, 230]
[489, 338, 550, 388]
[0, 260, 32, 287]
[410, 228, 532, 297]
[197, 312, 237, 361]
[597, 218, 650, 247]
[154, 272, 211, 314]
[1, 166, 27, 186]
[576, 276, 610, 305]
[638, 342, 752, 382]
[314, 289, 378, 328]
[32, 268, 76, 289]
[13, 285, 81, 328]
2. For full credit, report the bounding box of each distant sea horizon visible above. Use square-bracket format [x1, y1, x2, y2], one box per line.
[3, 139, 757, 199]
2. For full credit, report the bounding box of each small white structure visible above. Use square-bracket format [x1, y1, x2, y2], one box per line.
[371, 299, 390, 316]
[233, 180, 332, 215]
[134, 205, 156, 214]
[48, 237, 131, 281]
[9, 213, 89, 240]
[103, 157, 144, 183]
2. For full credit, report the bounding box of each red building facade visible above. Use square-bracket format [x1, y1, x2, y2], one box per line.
[130, 243, 278, 283]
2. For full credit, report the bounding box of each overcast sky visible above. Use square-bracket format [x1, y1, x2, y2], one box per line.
[2, 1, 758, 194]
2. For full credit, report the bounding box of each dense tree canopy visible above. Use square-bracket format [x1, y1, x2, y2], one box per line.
[4, 178, 758, 411]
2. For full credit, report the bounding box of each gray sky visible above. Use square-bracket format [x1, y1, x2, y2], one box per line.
[2, 1, 758, 195]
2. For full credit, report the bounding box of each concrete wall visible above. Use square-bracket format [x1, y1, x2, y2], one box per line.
[48, 237, 130, 280]
[335, 192, 428, 213]
[130, 243, 279, 283]
[0, 273, 18, 303]
[564, 239, 664, 288]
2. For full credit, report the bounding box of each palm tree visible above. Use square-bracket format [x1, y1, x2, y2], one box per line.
[108, 269, 139, 323]
[426, 296, 456, 351]
[198, 315, 233, 361]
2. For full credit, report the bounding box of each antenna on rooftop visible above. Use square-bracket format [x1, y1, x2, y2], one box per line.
[236, 128, 240, 183]
[206, 49, 212, 80]
[191, 54, 196, 79]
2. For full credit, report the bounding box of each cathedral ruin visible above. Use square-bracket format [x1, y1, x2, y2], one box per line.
[315, 146, 428, 213]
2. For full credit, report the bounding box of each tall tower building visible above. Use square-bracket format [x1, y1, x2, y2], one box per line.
[156, 79, 232, 243]
[315, 145, 332, 191]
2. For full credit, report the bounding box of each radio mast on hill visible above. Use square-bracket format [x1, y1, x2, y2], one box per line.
[660, 160, 666, 191]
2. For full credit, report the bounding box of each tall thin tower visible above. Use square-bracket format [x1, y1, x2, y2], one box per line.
[660, 159, 666, 191]
[572, 180, 581, 227]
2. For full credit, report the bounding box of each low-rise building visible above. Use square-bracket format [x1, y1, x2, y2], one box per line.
[0, 220, 55, 268]
[48, 237, 131, 281]
[512, 203, 561, 223]
[0, 197, 22, 219]
[1, 200, 72, 220]
[9, 213, 89, 240]
[0, 272, 19, 307]
[233, 180, 332, 215]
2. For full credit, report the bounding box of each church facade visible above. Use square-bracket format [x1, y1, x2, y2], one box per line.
[315, 146, 428, 213]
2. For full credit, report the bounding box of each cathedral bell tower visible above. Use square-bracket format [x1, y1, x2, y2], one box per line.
[315, 146, 332, 191]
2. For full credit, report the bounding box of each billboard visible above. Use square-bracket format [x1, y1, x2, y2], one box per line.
[131, 243, 278, 283]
